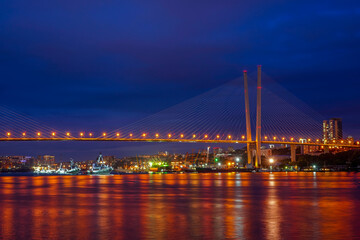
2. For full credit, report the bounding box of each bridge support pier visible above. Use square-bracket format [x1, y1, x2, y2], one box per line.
[324, 145, 330, 154]
[291, 145, 297, 163]
[247, 143, 252, 165]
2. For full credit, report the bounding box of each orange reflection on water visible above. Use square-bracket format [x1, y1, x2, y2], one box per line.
[0, 172, 359, 239]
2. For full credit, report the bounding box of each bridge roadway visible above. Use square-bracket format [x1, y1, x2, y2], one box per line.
[0, 138, 359, 148]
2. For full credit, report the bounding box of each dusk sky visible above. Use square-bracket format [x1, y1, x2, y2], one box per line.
[0, 1, 359, 160]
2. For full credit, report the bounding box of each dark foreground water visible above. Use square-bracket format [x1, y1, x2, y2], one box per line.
[0, 172, 359, 240]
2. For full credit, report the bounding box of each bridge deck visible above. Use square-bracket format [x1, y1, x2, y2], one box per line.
[0, 138, 359, 148]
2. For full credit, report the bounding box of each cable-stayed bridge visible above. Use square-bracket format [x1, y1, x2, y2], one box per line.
[1, 66, 359, 167]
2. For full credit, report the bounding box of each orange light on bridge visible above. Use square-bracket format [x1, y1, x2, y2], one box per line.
[51, 132, 56, 136]
[216, 135, 220, 139]
[155, 133, 159, 138]
[180, 134, 184, 138]
[348, 141, 352, 144]
[37, 132, 41, 136]
[102, 133, 107, 137]
[168, 134, 172, 138]
[116, 133, 120, 137]
[193, 134, 196, 138]
[282, 137, 285, 141]
[264, 136, 268, 140]
[80, 132, 84, 137]
[308, 138, 311, 142]
[129, 133, 133, 137]
[357, 141, 360, 145]
[228, 135, 232, 139]
[6, 132, 11, 137]
[204, 134, 208, 138]
[273, 136, 277, 140]
[333, 140, 336, 143]
[142, 133, 146, 137]
[341, 140, 344, 143]
[66, 132, 71, 136]
[316, 139, 320, 142]
[242, 135, 245, 140]
[22, 132, 26, 137]
[290, 137, 294, 141]
[89, 133, 93, 137]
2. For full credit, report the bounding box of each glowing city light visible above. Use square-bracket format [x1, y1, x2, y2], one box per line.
[290, 137, 294, 141]
[130, 133, 133, 137]
[66, 132, 70, 136]
[22, 132, 26, 136]
[242, 135, 245, 139]
[216, 135, 220, 139]
[204, 134, 208, 138]
[6, 132, 11, 137]
[80, 132, 84, 137]
[269, 158, 274, 164]
[180, 134, 184, 138]
[264, 136, 268, 140]
[142, 133, 146, 137]
[89, 133, 93, 137]
[155, 133, 159, 137]
[282, 137, 285, 141]
[273, 136, 276, 140]
[116, 133, 120, 137]
[193, 134, 196, 138]
[168, 134, 172, 138]
[52, 132, 56, 136]
[37, 132, 41, 136]
[103, 132, 107, 137]
[228, 135, 232, 139]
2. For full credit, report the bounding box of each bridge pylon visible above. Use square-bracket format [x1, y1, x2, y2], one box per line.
[255, 65, 262, 168]
[243, 70, 253, 166]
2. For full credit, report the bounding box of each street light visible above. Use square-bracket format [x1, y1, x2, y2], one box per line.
[269, 158, 274, 171]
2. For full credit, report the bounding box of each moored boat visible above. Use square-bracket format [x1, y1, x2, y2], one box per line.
[88, 153, 113, 175]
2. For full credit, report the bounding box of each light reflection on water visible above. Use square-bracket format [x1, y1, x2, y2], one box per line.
[0, 172, 359, 239]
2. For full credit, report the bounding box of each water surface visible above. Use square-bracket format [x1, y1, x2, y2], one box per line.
[0, 172, 359, 239]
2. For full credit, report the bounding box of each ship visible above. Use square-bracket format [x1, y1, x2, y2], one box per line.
[88, 153, 113, 175]
[65, 159, 81, 175]
[56, 159, 81, 175]
[34, 165, 56, 174]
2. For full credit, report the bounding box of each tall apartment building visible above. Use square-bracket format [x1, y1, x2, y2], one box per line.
[323, 118, 343, 141]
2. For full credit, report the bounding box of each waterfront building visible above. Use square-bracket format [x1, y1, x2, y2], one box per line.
[323, 118, 343, 141]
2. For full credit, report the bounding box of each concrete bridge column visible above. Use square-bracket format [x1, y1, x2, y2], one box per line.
[324, 145, 330, 154]
[291, 145, 297, 163]
[246, 143, 252, 165]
